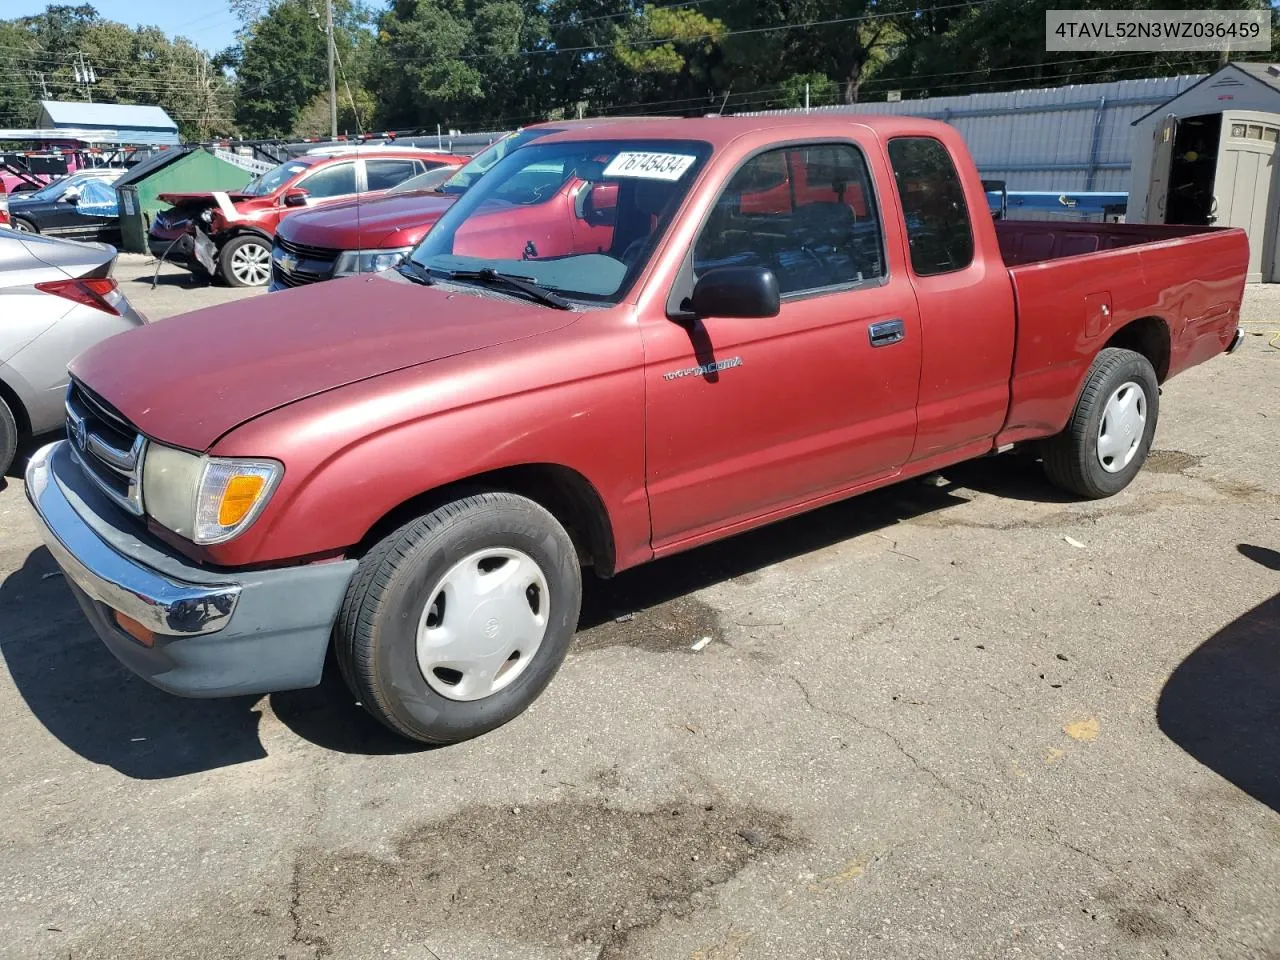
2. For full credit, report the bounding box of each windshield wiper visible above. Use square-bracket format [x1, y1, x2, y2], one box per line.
[446, 267, 571, 310]
[397, 259, 437, 286]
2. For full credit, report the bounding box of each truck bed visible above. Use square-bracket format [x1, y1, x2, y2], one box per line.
[994, 219, 1225, 266]
[994, 219, 1249, 447]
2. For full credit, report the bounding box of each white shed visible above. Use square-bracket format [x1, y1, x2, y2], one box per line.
[1128, 62, 1280, 281]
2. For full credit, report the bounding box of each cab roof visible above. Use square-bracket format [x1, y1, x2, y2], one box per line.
[532, 113, 952, 149]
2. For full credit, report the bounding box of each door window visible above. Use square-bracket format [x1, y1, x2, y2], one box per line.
[887, 137, 974, 276]
[365, 158, 418, 191]
[298, 162, 356, 199]
[693, 142, 885, 296]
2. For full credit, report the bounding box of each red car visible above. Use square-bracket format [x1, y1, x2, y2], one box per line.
[269, 118, 667, 289]
[0, 182, 8, 228]
[149, 147, 464, 286]
[28, 115, 1247, 745]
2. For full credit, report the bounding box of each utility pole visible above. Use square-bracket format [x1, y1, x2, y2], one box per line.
[326, 0, 337, 138]
[72, 52, 97, 102]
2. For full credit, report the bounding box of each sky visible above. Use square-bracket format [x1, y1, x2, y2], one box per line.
[2, 0, 242, 54]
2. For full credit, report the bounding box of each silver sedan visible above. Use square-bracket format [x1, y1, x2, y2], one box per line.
[0, 232, 146, 475]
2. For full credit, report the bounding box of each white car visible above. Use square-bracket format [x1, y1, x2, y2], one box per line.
[0, 231, 146, 475]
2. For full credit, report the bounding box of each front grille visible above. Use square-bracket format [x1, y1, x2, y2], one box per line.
[272, 236, 339, 287]
[65, 380, 147, 515]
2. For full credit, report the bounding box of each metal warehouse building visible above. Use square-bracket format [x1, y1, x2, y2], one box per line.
[741, 74, 1203, 192]
[33, 100, 180, 147]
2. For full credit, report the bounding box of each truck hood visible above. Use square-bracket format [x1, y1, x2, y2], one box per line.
[68, 272, 579, 451]
[279, 192, 458, 249]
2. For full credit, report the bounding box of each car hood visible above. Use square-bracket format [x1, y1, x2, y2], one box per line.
[158, 191, 257, 207]
[279, 192, 459, 249]
[68, 272, 580, 451]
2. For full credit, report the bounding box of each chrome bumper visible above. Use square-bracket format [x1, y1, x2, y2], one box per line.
[1226, 326, 1245, 354]
[23, 440, 358, 698]
[25, 441, 239, 636]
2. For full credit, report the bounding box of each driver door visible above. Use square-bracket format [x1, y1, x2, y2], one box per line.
[642, 141, 922, 549]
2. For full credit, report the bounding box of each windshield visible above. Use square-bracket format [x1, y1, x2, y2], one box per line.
[389, 165, 458, 195]
[243, 160, 310, 196]
[432, 127, 562, 197]
[25, 177, 77, 201]
[408, 138, 711, 304]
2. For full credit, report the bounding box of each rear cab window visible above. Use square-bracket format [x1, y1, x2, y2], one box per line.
[886, 136, 974, 276]
[693, 141, 885, 296]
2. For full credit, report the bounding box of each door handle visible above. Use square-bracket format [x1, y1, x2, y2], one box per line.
[868, 318, 905, 347]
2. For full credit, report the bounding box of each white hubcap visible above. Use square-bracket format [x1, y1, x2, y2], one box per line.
[416, 548, 550, 701]
[1097, 380, 1146, 473]
[231, 242, 270, 285]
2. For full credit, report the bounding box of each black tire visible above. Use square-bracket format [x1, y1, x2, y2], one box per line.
[218, 234, 272, 287]
[1042, 347, 1159, 499]
[334, 492, 582, 744]
[11, 218, 37, 234]
[0, 394, 17, 477]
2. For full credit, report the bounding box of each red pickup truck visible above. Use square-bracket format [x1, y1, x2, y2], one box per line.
[26, 115, 1247, 745]
[149, 147, 463, 286]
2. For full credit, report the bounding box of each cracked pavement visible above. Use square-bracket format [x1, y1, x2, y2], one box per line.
[0, 260, 1277, 959]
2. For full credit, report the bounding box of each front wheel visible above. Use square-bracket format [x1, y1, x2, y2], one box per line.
[1042, 347, 1160, 498]
[333, 492, 582, 744]
[218, 234, 272, 287]
[11, 218, 37, 234]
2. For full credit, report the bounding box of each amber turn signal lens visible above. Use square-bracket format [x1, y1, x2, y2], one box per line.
[115, 610, 157, 647]
[218, 474, 267, 526]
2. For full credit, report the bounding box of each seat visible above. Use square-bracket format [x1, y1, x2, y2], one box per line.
[612, 180, 680, 264]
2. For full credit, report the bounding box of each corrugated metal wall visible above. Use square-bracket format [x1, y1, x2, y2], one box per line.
[738, 75, 1203, 192]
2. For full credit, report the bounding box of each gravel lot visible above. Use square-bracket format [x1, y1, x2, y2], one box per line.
[0, 255, 1276, 960]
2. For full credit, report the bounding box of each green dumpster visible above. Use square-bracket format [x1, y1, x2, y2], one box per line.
[114, 147, 254, 254]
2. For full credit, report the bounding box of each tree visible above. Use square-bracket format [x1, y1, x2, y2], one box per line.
[233, 1, 328, 137]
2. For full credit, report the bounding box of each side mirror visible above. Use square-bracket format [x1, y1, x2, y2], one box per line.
[283, 188, 309, 207]
[688, 265, 780, 319]
[60, 188, 80, 204]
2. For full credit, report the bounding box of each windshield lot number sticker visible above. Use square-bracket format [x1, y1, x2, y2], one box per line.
[604, 152, 696, 181]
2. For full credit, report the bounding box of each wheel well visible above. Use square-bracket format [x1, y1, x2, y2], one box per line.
[220, 229, 272, 249]
[1106, 316, 1170, 382]
[353, 464, 617, 577]
[0, 378, 31, 436]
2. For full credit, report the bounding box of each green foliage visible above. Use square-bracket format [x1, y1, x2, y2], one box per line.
[0, 5, 236, 139]
[613, 5, 724, 76]
[233, 1, 328, 137]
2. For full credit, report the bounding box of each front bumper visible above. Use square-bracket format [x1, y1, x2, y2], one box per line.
[25, 441, 357, 698]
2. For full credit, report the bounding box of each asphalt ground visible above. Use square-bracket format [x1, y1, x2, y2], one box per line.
[0, 254, 1276, 959]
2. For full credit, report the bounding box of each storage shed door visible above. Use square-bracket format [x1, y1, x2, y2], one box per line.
[1214, 111, 1280, 282]
[1148, 114, 1177, 223]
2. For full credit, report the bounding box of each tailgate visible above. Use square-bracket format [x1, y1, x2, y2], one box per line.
[1000, 226, 1248, 443]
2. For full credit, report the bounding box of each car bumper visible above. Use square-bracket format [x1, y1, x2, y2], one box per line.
[148, 235, 186, 260]
[1226, 326, 1245, 354]
[25, 440, 357, 698]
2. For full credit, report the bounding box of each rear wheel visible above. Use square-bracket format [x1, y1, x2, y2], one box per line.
[11, 218, 36, 234]
[0, 394, 19, 477]
[219, 234, 272, 287]
[334, 492, 582, 744]
[1042, 347, 1159, 498]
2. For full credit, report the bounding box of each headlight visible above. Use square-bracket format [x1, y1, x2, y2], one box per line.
[143, 443, 283, 545]
[332, 247, 411, 277]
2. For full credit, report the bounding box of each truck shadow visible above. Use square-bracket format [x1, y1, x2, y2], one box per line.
[0, 547, 268, 779]
[1158, 575, 1280, 813]
[1, 456, 1073, 771]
